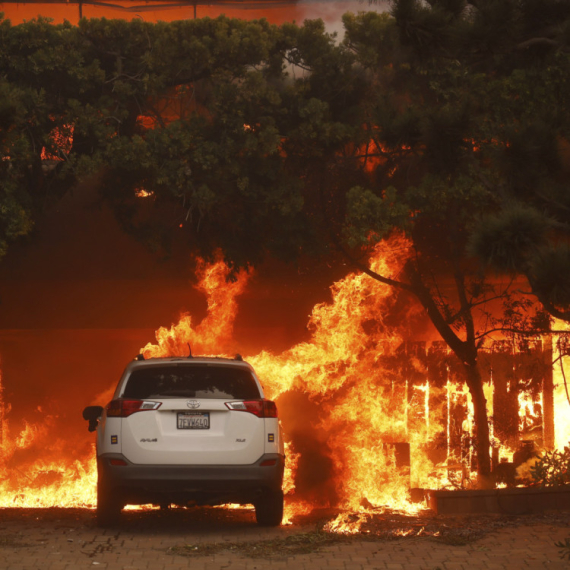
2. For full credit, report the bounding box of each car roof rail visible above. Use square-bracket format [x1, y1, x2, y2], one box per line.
[235, 354, 243, 361]
[134, 353, 145, 361]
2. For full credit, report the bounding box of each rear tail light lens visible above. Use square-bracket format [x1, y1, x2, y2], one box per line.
[262, 400, 278, 418]
[225, 399, 278, 418]
[106, 399, 161, 417]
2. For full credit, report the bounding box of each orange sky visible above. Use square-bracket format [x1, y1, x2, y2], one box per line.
[0, 2, 295, 24]
[0, 1, 383, 25]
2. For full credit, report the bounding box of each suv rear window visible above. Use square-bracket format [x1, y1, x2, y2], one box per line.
[122, 365, 261, 400]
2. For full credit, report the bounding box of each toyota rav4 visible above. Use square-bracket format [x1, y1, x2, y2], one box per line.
[83, 354, 285, 527]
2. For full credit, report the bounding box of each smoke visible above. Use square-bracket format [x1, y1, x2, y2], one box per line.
[279, 390, 340, 505]
[298, 0, 390, 37]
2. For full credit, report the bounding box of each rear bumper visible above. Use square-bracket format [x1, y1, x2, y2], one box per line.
[98, 453, 285, 506]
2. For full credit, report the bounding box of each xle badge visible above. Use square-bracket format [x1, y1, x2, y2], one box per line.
[111, 435, 118, 444]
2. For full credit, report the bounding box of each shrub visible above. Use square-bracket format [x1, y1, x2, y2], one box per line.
[530, 446, 570, 487]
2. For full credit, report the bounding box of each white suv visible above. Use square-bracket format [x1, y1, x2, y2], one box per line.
[83, 355, 285, 527]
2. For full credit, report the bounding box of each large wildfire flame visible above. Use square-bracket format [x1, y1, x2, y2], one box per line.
[1, 236, 570, 530]
[0, 370, 97, 508]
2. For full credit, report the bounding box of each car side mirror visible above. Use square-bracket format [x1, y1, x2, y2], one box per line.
[83, 405, 104, 432]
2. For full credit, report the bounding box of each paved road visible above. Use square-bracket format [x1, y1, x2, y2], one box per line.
[0, 507, 569, 570]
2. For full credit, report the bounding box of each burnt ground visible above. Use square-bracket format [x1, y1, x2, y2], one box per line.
[0, 506, 569, 569]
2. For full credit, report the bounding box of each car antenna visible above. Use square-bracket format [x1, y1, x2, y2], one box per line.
[187, 343, 193, 358]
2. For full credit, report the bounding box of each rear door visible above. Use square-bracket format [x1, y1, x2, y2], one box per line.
[119, 363, 265, 465]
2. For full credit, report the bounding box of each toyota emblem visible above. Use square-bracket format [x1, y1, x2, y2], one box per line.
[186, 400, 200, 409]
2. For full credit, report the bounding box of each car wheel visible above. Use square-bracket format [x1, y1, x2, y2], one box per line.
[255, 489, 284, 527]
[96, 479, 122, 527]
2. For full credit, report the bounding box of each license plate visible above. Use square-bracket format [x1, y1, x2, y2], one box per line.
[177, 412, 210, 429]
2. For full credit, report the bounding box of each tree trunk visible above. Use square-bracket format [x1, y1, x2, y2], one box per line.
[406, 266, 494, 488]
[542, 335, 555, 450]
[464, 363, 493, 489]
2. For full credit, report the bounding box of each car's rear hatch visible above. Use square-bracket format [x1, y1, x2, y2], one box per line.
[120, 398, 266, 465]
[115, 362, 267, 466]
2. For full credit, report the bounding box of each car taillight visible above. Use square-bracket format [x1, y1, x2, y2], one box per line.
[225, 399, 278, 418]
[106, 399, 161, 417]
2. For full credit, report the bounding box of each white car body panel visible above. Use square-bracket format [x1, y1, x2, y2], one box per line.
[120, 399, 266, 465]
[97, 416, 123, 455]
[97, 357, 283, 466]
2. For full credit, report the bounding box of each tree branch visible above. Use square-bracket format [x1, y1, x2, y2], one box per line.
[331, 234, 415, 293]
[516, 37, 559, 51]
[405, 262, 471, 361]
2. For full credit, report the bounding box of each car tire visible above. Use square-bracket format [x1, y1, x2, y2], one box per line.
[255, 489, 284, 527]
[96, 480, 122, 527]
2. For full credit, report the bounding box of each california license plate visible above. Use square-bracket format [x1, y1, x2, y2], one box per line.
[177, 412, 210, 429]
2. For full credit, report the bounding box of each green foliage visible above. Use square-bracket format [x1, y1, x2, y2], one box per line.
[0, 14, 307, 260]
[342, 12, 399, 70]
[391, 0, 569, 68]
[0, 3, 569, 315]
[528, 245, 570, 310]
[376, 0, 570, 319]
[530, 446, 570, 487]
[468, 204, 551, 272]
[345, 185, 410, 245]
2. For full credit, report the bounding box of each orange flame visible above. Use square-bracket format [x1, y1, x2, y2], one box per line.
[40, 123, 74, 161]
[2, 237, 570, 532]
[0, 368, 97, 508]
[142, 258, 250, 358]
